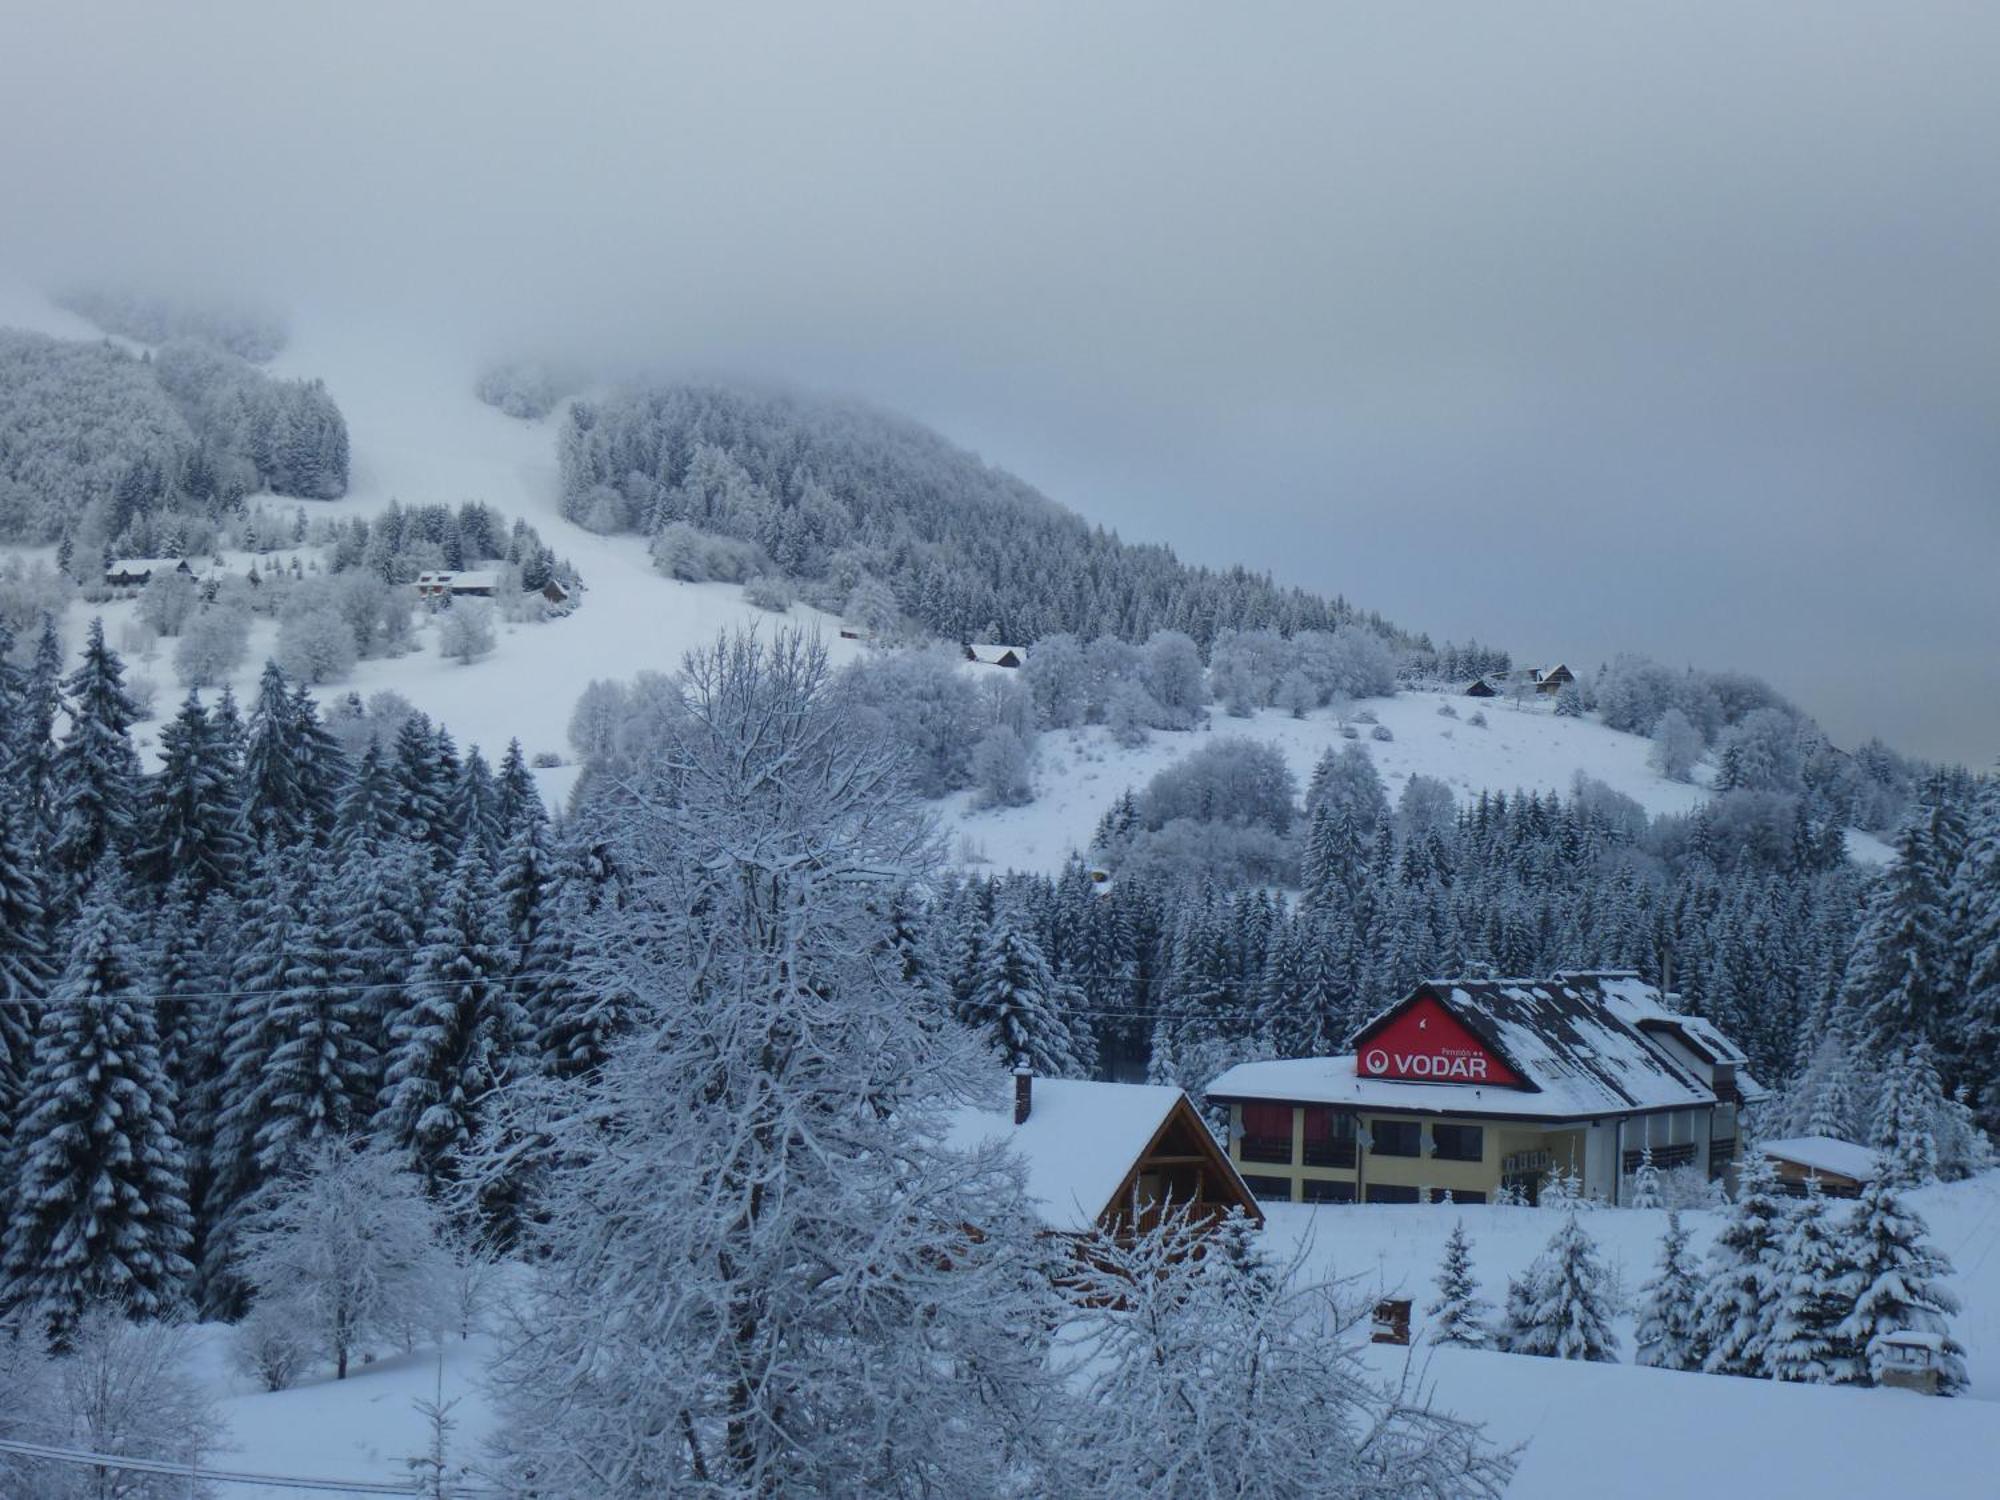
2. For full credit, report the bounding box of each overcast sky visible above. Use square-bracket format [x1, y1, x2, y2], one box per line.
[3, 3, 1995, 764]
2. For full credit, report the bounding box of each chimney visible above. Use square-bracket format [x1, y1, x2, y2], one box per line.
[1013, 1055, 1033, 1125]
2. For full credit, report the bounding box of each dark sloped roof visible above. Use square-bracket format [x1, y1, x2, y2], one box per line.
[1348, 975, 1718, 1116]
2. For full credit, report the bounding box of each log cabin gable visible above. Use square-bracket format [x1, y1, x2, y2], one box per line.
[1100, 1095, 1263, 1232]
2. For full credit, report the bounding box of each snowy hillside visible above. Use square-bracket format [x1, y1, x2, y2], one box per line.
[0, 277, 1899, 865]
[175, 1173, 2000, 1499]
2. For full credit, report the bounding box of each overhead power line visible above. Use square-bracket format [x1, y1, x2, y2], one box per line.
[0, 1433, 432, 1495]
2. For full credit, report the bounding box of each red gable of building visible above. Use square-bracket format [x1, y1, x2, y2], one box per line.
[1350, 992, 1525, 1088]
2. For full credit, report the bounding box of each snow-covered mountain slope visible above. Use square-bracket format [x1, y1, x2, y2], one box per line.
[0, 281, 862, 801]
[0, 278, 1898, 862]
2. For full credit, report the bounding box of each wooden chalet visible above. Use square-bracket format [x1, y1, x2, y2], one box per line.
[1463, 677, 1499, 697]
[946, 1071, 1260, 1242]
[1532, 663, 1575, 695]
[1760, 1136, 1874, 1199]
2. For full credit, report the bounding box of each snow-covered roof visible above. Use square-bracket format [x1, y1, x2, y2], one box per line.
[1214, 973, 1759, 1120]
[965, 642, 1026, 665]
[942, 1078, 1184, 1232]
[1760, 1136, 1877, 1183]
[415, 569, 499, 590]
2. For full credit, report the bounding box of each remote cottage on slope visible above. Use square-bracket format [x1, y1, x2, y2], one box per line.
[946, 1071, 1261, 1240]
[1208, 971, 1766, 1206]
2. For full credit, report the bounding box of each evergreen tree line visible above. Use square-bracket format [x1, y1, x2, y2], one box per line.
[0, 328, 349, 550]
[556, 379, 1411, 651]
[0, 621, 620, 1336]
[1428, 1148, 1967, 1394]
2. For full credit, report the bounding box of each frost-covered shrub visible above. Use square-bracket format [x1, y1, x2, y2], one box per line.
[0, 556, 73, 638]
[1275, 668, 1316, 719]
[1115, 817, 1296, 889]
[125, 673, 159, 721]
[1649, 707, 1704, 782]
[1139, 738, 1297, 835]
[173, 601, 252, 687]
[474, 358, 576, 419]
[971, 725, 1034, 808]
[1141, 630, 1208, 728]
[1371, 723, 1394, 742]
[1105, 679, 1159, 747]
[1340, 723, 1360, 739]
[232, 1304, 311, 1391]
[649, 520, 767, 583]
[135, 569, 200, 636]
[835, 648, 984, 797]
[531, 750, 561, 769]
[1396, 774, 1457, 839]
[743, 574, 794, 613]
[1437, 702, 1459, 719]
[1468, 710, 1488, 728]
[438, 599, 497, 664]
[274, 599, 359, 684]
[1022, 632, 1088, 728]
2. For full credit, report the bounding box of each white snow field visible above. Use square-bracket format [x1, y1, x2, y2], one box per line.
[179, 1173, 2000, 1498]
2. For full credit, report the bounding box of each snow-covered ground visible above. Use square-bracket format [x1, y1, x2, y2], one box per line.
[179, 1173, 2000, 1497]
[939, 691, 1717, 875]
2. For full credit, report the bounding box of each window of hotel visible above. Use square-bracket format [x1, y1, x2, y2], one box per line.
[1444, 1189, 1488, 1205]
[1239, 1103, 1293, 1164]
[1302, 1106, 1356, 1167]
[1431, 1124, 1484, 1163]
[1369, 1119, 1421, 1157]
[1243, 1175, 1294, 1202]
[1366, 1183, 1421, 1204]
[1301, 1178, 1356, 1204]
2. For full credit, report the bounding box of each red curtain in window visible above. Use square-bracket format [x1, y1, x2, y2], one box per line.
[1302, 1106, 1332, 1143]
[1242, 1103, 1291, 1140]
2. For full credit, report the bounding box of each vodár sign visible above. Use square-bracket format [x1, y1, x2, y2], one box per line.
[1353, 994, 1523, 1087]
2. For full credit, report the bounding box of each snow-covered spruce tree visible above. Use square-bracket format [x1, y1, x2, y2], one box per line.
[1844, 810, 1952, 1061]
[1056, 1206, 1514, 1498]
[238, 1143, 447, 1381]
[45, 619, 144, 919]
[1629, 1146, 1664, 1210]
[1766, 1182, 1866, 1385]
[1837, 1161, 1968, 1393]
[1506, 1211, 1620, 1362]
[1869, 1044, 1943, 1186]
[0, 775, 51, 1124]
[962, 901, 1093, 1077]
[374, 838, 528, 1208]
[0, 864, 192, 1341]
[1953, 775, 2000, 1132]
[253, 872, 377, 1173]
[134, 688, 246, 899]
[1698, 1147, 1790, 1377]
[482, 631, 1057, 1499]
[1426, 1220, 1495, 1348]
[1634, 1210, 1704, 1371]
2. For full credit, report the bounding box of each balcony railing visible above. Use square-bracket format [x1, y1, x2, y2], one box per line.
[1302, 1140, 1357, 1168]
[1239, 1137, 1293, 1165]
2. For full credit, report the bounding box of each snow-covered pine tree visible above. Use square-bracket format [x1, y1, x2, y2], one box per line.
[493, 738, 545, 843]
[1844, 811, 1952, 1061]
[1952, 775, 2000, 1133]
[1, 862, 192, 1339]
[253, 872, 376, 1174]
[0, 772, 51, 1123]
[484, 632, 1058, 1497]
[240, 662, 304, 848]
[1698, 1146, 1790, 1377]
[1765, 1182, 1866, 1385]
[1837, 1161, 1968, 1393]
[375, 838, 527, 1200]
[45, 620, 143, 918]
[962, 903, 1092, 1077]
[1869, 1044, 1942, 1187]
[135, 689, 246, 899]
[1633, 1210, 1703, 1370]
[1629, 1146, 1663, 1210]
[1426, 1220, 1495, 1348]
[1506, 1211, 1620, 1362]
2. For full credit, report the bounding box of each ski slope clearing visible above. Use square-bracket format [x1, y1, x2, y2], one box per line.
[938, 690, 1718, 875]
[178, 1174, 1999, 1497]
[0, 280, 860, 798]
